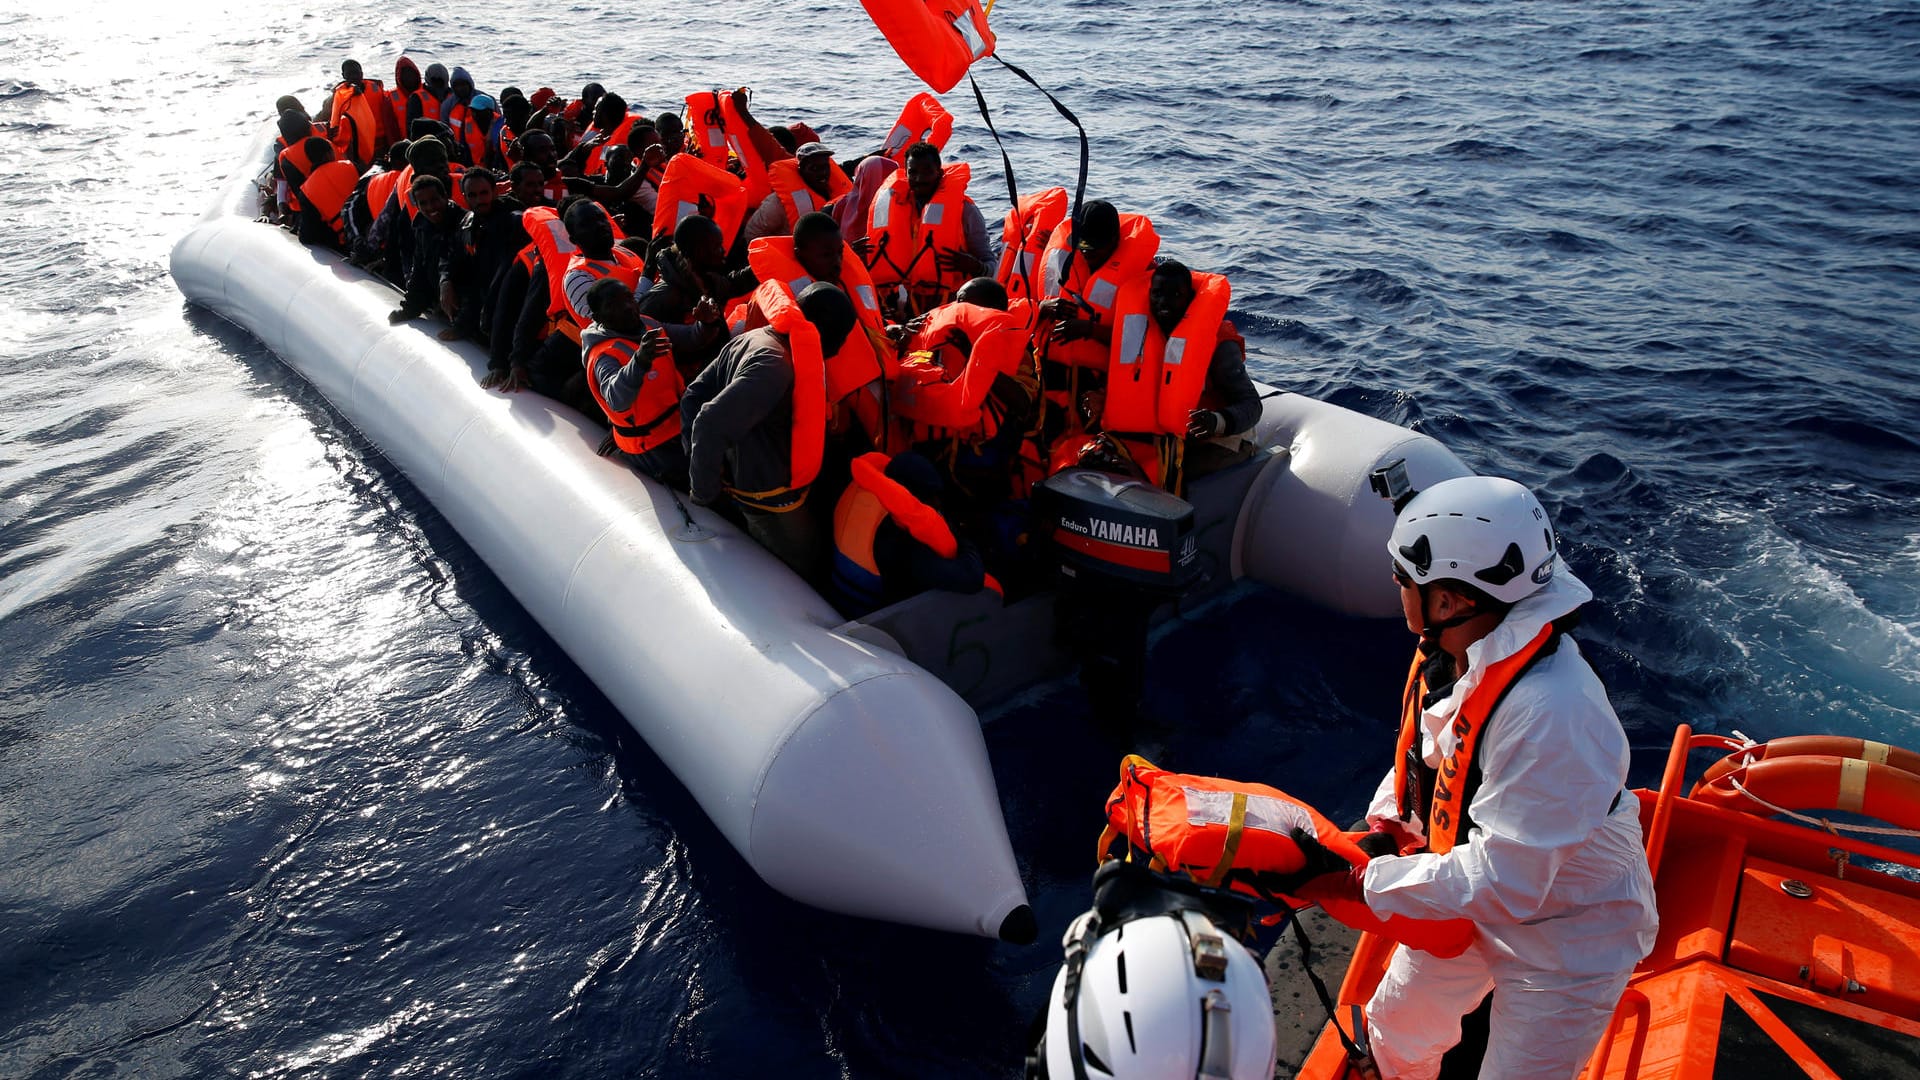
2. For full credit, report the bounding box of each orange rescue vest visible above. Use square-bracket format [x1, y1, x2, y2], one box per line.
[684, 90, 772, 210]
[1101, 755, 1475, 958]
[299, 160, 362, 241]
[994, 186, 1069, 304]
[865, 162, 972, 314]
[768, 158, 853, 232]
[559, 248, 646, 326]
[1104, 271, 1231, 435]
[831, 451, 998, 612]
[652, 152, 750, 245]
[329, 80, 388, 168]
[860, 0, 997, 94]
[388, 86, 436, 141]
[1039, 213, 1160, 368]
[892, 300, 1035, 433]
[276, 139, 323, 211]
[1393, 624, 1562, 855]
[584, 115, 635, 175]
[745, 235, 886, 339]
[365, 167, 403, 221]
[584, 327, 684, 456]
[881, 92, 954, 163]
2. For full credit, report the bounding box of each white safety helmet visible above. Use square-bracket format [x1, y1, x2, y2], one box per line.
[1032, 908, 1277, 1080]
[1388, 475, 1558, 605]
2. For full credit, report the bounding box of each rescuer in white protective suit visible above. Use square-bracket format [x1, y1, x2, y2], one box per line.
[1279, 474, 1659, 1078]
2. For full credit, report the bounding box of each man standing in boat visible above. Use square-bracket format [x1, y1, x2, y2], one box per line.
[1277, 476, 1658, 1078]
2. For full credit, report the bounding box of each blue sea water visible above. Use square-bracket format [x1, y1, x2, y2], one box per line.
[2, 0, 1917, 1076]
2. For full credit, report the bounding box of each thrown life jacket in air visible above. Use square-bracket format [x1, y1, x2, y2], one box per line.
[892, 299, 1035, 435]
[1100, 755, 1476, 958]
[722, 281, 829, 513]
[831, 451, 999, 615]
[584, 323, 685, 456]
[865, 161, 972, 315]
[1103, 271, 1232, 436]
[993, 186, 1069, 304]
[880, 92, 954, 164]
[1039, 213, 1160, 368]
[1394, 624, 1563, 855]
[767, 158, 853, 232]
[652, 151, 750, 245]
[299, 159, 362, 243]
[859, 0, 997, 94]
[329, 79, 389, 169]
[683, 90, 772, 210]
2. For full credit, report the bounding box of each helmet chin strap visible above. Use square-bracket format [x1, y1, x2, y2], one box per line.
[1415, 586, 1480, 652]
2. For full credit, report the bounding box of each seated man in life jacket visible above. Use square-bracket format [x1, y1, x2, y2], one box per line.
[421, 62, 453, 117]
[388, 57, 434, 141]
[1070, 259, 1263, 495]
[355, 136, 463, 287]
[441, 168, 524, 344]
[271, 108, 327, 225]
[292, 138, 361, 252]
[743, 142, 851, 243]
[580, 278, 689, 490]
[640, 214, 751, 370]
[512, 131, 570, 208]
[386, 174, 463, 328]
[681, 282, 862, 584]
[326, 59, 391, 171]
[829, 450, 994, 618]
[510, 199, 644, 415]
[561, 91, 632, 180]
[856, 141, 997, 319]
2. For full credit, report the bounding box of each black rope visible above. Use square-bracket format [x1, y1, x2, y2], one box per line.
[967, 70, 1020, 213]
[990, 54, 1090, 249]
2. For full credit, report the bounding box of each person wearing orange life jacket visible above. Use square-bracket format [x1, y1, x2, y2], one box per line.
[744, 142, 852, 242]
[1036, 199, 1161, 374]
[507, 199, 643, 415]
[386, 174, 464, 329]
[293, 139, 360, 251]
[483, 236, 541, 392]
[558, 201, 647, 332]
[438, 66, 476, 126]
[829, 450, 994, 617]
[356, 137, 464, 288]
[514, 131, 571, 208]
[272, 109, 328, 222]
[639, 214, 751, 371]
[1267, 476, 1657, 1080]
[387, 57, 437, 144]
[449, 94, 498, 170]
[325, 59, 391, 171]
[579, 278, 689, 489]
[891, 277, 1037, 509]
[564, 122, 667, 235]
[682, 282, 858, 582]
[857, 141, 996, 319]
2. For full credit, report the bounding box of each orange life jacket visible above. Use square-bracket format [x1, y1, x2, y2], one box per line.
[328, 80, 388, 168]
[880, 91, 954, 163]
[584, 326, 684, 456]
[1039, 213, 1160, 368]
[1104, 271, 1231, 435]
[1393, 624, 1562, 855]
[994, 187, 1069, 304]
[523, 205, 579, 339]
[892, 299, 1034, 433]
[861, 0, 997, 94]
[388, 86, 436, 141]
[559, 248, 646, 327]
[741, 237, 890, 442]
[767, 158, 853, 232]
[299, 160, 362, 242]
[831, 451, 999, 613]
[365, 167, 403, 221]
[727, 281, 829, 511]
[583, 115, 635, 175]
[276, 139, 323, 211]
[683, 90, 772, 209]
[1100, 755, 1476, 958]
[865, 161, 972, 314]
[394, 163, 468, 222]
[745, 235, 886, 339]
[452, 106, 491, 168]
[652, 152, 750, 245]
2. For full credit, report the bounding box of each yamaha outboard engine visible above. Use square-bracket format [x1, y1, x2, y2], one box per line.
[1034, 469, 1203, 723]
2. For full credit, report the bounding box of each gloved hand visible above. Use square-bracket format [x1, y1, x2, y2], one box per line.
[1186, 409, 1225, 439]
[1254, 827, 1362, 899]
[1356, 819, 1418, 859]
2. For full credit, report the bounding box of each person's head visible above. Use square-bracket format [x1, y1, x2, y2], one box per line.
[626, 122, 660, 153]
[529, 87, 557, 113]
[277, 108, 312, 146]
[501, 94, 531, 133]
[274, 94, 305, 117]
[519, 129, 558, 169]
[673, 214, 727, 273]
[386, 139, 411, 170]
[580, 83, 605, 115]
[409, 117, 452, 144]
[1149, 260, 1195, 336]
[955, 277, 1007, 311]
[796, 281, 858, 357]
[791, 212, 844, 283]
[564, 199, 617, 258]
[411, 174, 450, 224]
[768, 125, 798, 154]
[585, 276, 644, 333]
[449, 66, 474, 101]
[509, 161, 546, 205]
[461, 168, 497, 213]
[423, 62, 450, 95]
[341, 59, 363, 85]
[592, 91, 626, 132]
[406, 135, 450, 177]
[302, 136, 335, 165]
[1387, 475, 1558, 650]
[1074, 200, 1121, 270]
[794, 141, 836, 198]
[903, 141, 943, 203]
[468, 94, 497, 131]
[655, 111, 684, 154]
[393, 56, 421, 93]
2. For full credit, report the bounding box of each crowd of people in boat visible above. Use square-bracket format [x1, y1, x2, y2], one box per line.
[267, 56, 1262, 616]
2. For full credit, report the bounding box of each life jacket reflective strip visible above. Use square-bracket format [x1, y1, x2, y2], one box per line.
[1105, 271, 1231, 436]
[865, 162, 971, 308]
[860, 0, 998, 95]
[329, 81, 386, 167]
[560, 248, 646, 326]
[299, 160, 362, 240]
[523, 205, 577, 320]
[1039, 213, 1160, 368]
[683, 91, 772, 210]
[651, 152, 750, 245]
[388, 86, 435, 140]
[892, 299, 1035, 431]
[831, 450, 965, 609]
[1393, 623, 1560, 855]
[584, 327, 685, 456]
[737, 280, 828, 504]
[583, 115, 635, 175]
[1100, 754, 1475, 958]
[768, 158, 853, 231]
[994, 186, 1069, 304]
[880, 92, 954, 163]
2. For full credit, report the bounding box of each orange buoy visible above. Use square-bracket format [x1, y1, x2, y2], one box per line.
[1691, 753, 1920, 830]
[1694, 734, 1920, 791]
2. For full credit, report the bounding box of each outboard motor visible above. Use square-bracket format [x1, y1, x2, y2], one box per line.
[1034, 469, 1203, 723]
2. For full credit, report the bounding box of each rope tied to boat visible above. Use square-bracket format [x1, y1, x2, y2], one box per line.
[1722, 772, 1920, 840]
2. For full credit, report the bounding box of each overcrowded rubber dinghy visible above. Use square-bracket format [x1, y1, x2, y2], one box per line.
[172, 127, 1472, 939]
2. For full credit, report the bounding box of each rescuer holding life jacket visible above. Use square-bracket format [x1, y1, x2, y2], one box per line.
[858, 141, 996, 318]
[581, 278, 688, 489]
[745, 142, 851, 242]
[828, 450, 993, 617]
[682, 282, 861, 582]
[1269, 475, 1658, 1079]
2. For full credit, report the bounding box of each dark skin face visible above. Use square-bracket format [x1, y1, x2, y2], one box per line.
[521, 132, 558, 169]
[686, 228, 727, 274]
[795, 227, 844, 283]
[414, 184, 450, 226]
[1077, 233, 1118, 272]
[595, 287, 645, 335]
[592, 96, 624, 132]
[463, 178, 495, 214]
[566, 205, 616, 259]
[1149, 271, 1194, 336]
[511, 168, 543, 206]
[798, 154, 834, 198]
[656, 115, 684, 155]
[906, 153, 941, 204]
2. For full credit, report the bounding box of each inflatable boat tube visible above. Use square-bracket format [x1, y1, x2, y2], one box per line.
[173, 128, 1031, 941]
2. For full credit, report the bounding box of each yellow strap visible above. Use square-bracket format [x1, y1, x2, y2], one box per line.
[1205, 792, 1248, 887]
[1838, 758, 1869, 815]
[1863, 740, 1892, 766]
[983, 0, 998, 18]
